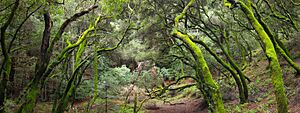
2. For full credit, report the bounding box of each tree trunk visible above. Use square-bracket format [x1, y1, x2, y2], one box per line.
[172, 1, 225, 112]
[192, 38, 246, 103]
[252, 4, 300, 76]
[218, 37, 249, 102]
[53, 40, 88, 113]
[17, 6, 98, 112]
[86, 52, 99, 113]
[173, 31, 225, 113]
[239, 2, 288, 113]
[0, 0, 20, 112]
[17, 12, 52, 113]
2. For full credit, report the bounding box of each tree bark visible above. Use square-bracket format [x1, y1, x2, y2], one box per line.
[238, 1, 288, 113]
[171, 1, 225, 112]
[173, 31, 225, 112]
[218, 35, 249, 102]
[192, 38, 247, 103]
[252, 4, 300, 76]
[17, 12, 52, 113]
[17, 6, 98, 113]
[0, 0, 20, 112]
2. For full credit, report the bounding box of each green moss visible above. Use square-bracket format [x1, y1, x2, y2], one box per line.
[218, 38, 249, 103]
[252, 4, 300, 75]
[171, 0, 225, 112]
[238, 1, 288, 113]
[17, 86, 39, 113]
[172, 31, 225, 113]
[275, 42, 300, 75]
[223, 0, 234, 8]
[193, 39, 246, 103]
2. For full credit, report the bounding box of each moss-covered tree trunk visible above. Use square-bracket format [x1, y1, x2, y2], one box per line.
[232, 34, 247, 70]
[0, 0, 20, 112]
[17, 6, 98, 113]
[86, 51, 99, 113]
[53, 15, 127, 112]
[173, 32, 225, 112]
[171, 1, 225, 112]
[237, 1, 288, 113]
[192, 38, 246, 103]
[53, 40, 88, 113]
[252, 4, 300, 76]
[218, 35, 249, 102]
[53, 62, 87, 113]
[17, 12, 52, 113]
[275, 41, 300, 76]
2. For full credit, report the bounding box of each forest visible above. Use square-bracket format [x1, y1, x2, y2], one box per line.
[0, 0, 300, 113]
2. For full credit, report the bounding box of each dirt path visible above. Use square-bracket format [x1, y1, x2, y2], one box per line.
[145, 99, 208, 113]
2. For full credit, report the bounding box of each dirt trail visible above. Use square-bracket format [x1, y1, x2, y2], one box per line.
[145, 99, 208, 113]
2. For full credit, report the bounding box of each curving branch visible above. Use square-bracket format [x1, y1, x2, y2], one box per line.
[97, 24, 130, 53]
[8, 5, 43, 52]
[170, 54, 195, 68]
[172, 0, 225, 112]
[289, 0, 300, 5]
[251, 3, 300, 75]
[0, 2, 15, 12]
[17, 14, 102, 113]
[263, 0, 299, 31]
[150, 75, 198, 97]
[0, 0, 20, 74]
[49, 5, 98, 54]
[168, 83, 197, 91]
[191, 37, 249, 103]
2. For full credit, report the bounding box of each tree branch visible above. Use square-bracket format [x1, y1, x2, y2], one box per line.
[8, 5, 43, 52]
[49, 5, 98, 54]
[0, 0, 20, 76]
[97, 23, 130, 53]
[0, 2, 15, 12]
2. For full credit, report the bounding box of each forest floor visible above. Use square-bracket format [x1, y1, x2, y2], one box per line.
[10, 48, 300, 113]
[28, 56, 300, 113]
[144, 57, 300, 113]
[143, 48, 300, 113]
[145, 98, 208, 113]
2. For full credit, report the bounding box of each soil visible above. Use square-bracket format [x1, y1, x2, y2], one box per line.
[145, 99, 208, 113]
[144, 59, 300, 113]
[30, 51, 300, 113]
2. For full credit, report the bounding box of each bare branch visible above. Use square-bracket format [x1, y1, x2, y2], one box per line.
[97, 24, 131, 53]
[8, 5, 43, 52]
[0, 2, 15, 12]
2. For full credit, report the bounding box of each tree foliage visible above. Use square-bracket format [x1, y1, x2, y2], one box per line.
[0, 0, 300, 112]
